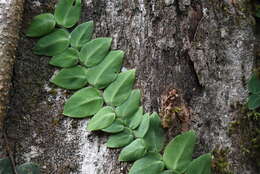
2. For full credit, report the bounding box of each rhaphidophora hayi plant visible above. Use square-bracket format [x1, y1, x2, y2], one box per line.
[0, 0, 213, 173]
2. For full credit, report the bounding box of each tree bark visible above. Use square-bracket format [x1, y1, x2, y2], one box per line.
[4, 0, 256, 174]
[0, 0, 24, 158]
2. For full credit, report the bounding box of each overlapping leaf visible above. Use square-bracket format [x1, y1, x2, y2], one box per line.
[79, 37, 112, 67]
[163, 131, 197, 173]
[119, 138, 147, 162]
[143, 112, 165, 152]
[134, 113, 150, 138]
[186, 153, 212, 174]
[128, 153, 164, 174]
[106, 128, 134, 148]
[26, 13, 56, 37]
[102, 118, 125, 133]
[86, 50, 124, 89]
[248, 94, 260, 110]
[0, 158, 12, 173]
[248, 73, 260, 94]
[63, 87, 103, 118]
[54, 0, 81, 28]
[127, 107, 143, 129]
[16, 163, 40, 174]
[103, 70, 136, 106]
[33, 29, 70, 56]
[51, 65, 88, 89]
[87, 106, 116, 131]
[116, 89, 141, 118]
[160, 170, 176, 174]
[70, 21, 94, 48]
[49, 48, 79, 68]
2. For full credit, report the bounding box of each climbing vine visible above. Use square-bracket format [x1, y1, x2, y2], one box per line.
[0, 0, 212, 173]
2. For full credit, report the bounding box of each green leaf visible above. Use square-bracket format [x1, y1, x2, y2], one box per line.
[106, 128, 134, 148]
[87, 106, 116, 131]
[70, 21, 94, 48]
[119, 138, 147, 162]
[248, 73, 260, 94]
[129, 153, 164, 174]
[163, 130, 197, 173]
[134, 113, 150, 138]
[54, 0, 81, 28]
[86, 50, 124, 89]
[33, 29, 70, 56]
[186, 153, 212, 174]
[63, 87, 103, 118]
[26, 13, 56, 37]
[115, 89, 141, 118]
[248, 94, 260, 110]
[102, 118, 125, 133]
[143, 112, 165, 152]
[16, 163, 40, 174]
[160, 170, 176, 174]
[103, 70, 136, 106]
[256, 9, 260, 18]
[127, 106, 143, 129]
[0, 158, 13, 174]
[51, 65, 88, 89]
[79, 37, 112, 67]
[49, 48, 79, 68]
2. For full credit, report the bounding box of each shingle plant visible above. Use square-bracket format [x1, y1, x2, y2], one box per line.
[0, 158, 40, 174]
[248, 72, 260, 110]
[19, 0, 213, 173]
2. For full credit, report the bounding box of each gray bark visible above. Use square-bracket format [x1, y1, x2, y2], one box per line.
[3, 0, 257, 174]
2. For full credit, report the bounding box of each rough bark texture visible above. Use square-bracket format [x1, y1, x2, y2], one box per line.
[3, 0, 257, 174]
[0, 0, 24, 158]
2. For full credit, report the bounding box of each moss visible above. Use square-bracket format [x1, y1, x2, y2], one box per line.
[212, 147, 234, 174]
[229, 105, 260, 171]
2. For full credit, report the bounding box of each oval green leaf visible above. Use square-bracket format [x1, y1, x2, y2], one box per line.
[70, 21, 94, 48]
[79, 37, 112, 67]
[134, 113, 150, 138]
[186, 153, 212, 174]
[54, 0, 81, 28]
[129, 153, 165, 174]
[16, 163, 40, 174]
[119, 138, 147, 162]
[127, 106, 143, 129]
[143, 112, 165, 152]
[49, 47, 79, 68]
[248, 73, 260, 94]
[63, 87, 103, 118]
[86, 50, 124, 89]
[87, 106, 116, 131]
[51, 65, 88, 89]
[33, 29, 70, 56]
[103, 70, 136, 106]
[26, 13, 56, 37]
[248, 94, 260, 110]
[163, 130, 197, 173]
[115, 89, 141, 118]
[102, 118, 125, 133]
[0, 158, 13, 173]
[106, 128, 134, 148]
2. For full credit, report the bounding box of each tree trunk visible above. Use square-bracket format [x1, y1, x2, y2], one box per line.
[4, 0, 256, 174]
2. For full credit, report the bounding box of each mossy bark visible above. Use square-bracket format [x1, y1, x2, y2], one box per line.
[3, 0, 257, 173]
